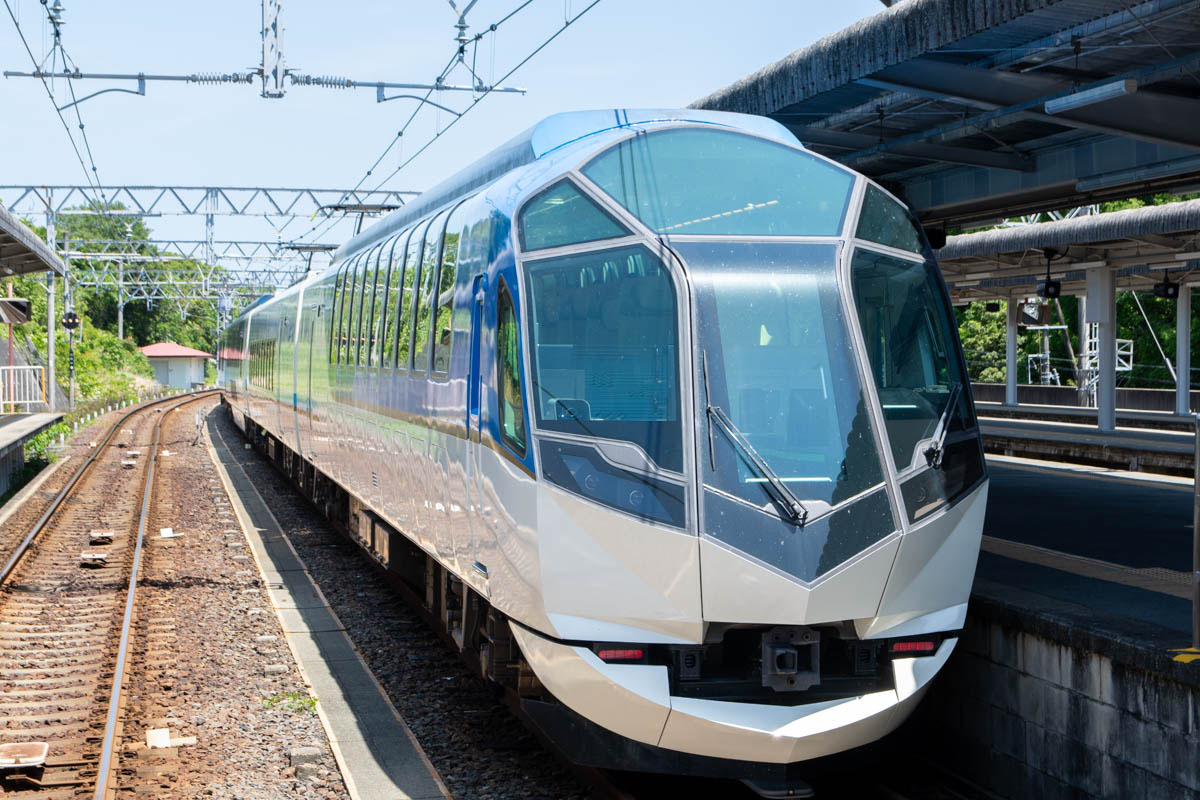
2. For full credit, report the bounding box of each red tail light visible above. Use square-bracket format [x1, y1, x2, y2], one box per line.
[890, 639, 938, 655]
[596, 648, 645, 663]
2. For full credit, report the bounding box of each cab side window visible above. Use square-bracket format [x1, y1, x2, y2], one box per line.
[496, 280, 526, 456]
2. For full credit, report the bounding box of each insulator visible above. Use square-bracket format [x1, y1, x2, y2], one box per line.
[191, 72, 254, 85]
[291, 74, 351, 89]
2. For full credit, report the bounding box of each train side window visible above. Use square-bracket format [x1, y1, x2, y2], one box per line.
[414, 208, 451, 375]
[339, 254, 361, 364]
[497, 280, 526, 456]
[330, 261, 349, 364]
[398, 219, 430, 371]
[354, 245, 380, 365]
[518, 179, 628, 252]
[433, 202, 470, 378]
[381, 229, 410, 369]
[855, 184, 924, 254]
[364, 242, 387, 367]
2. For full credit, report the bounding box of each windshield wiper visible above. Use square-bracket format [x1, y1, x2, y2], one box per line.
[706, 404, 809, 526]
[923, 382, 963, 469]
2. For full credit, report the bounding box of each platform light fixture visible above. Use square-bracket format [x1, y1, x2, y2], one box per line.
[1044, 79, 1138, 115]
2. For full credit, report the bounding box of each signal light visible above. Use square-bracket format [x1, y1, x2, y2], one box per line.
[1036, 279, 1061, 299]
[1155, 281, 1180, 299]
[890, 640, 938, 655]
[596, 648, 645, 663]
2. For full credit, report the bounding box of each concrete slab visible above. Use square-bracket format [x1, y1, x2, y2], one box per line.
[205, 414, 450, 800]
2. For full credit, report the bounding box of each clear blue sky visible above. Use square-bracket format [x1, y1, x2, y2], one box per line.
[1, 0, 883, 244]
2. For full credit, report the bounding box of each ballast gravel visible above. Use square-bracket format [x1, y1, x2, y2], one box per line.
[213, 408, 591, 800]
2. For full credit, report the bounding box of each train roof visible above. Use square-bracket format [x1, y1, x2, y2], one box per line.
[334, 108, 798, 261]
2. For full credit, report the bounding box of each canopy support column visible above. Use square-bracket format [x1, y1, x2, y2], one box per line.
[1178, 285, 1191, 416]
[1005, 297, 1019, 406]
[1087, 267, 1116, 432]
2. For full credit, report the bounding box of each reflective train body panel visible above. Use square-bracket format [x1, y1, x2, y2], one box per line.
[219, 109, 987, 777]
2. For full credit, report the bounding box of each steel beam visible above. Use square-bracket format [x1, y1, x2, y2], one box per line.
[786, 124, 1031, 172]
[845, 56, 1200, 156]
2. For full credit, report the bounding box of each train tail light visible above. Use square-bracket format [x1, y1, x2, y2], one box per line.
[595, 647, 645, 663]
[889, 638, 939, 656]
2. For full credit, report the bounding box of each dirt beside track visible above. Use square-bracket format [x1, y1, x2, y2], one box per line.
[113, 398, 347, 799]
[0, 395, 347, 799]
[211, 406, 593, 800]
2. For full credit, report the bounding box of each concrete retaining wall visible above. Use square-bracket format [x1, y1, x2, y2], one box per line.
[915, 589, 1200, 798]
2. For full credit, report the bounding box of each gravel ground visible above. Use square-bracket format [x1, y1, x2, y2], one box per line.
[114, 398, 348, 799]
[211, 406, 593, 800]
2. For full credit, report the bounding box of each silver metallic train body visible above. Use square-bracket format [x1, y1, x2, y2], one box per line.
[219, 109, 987, 788]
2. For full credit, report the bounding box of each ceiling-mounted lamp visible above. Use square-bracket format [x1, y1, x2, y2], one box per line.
[1044, 79, 1138, 115]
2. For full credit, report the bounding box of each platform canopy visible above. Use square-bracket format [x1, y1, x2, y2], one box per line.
[692, 0, 1200, 230]
[937, 199, 1200, 301]
[0, 202, 66, 278]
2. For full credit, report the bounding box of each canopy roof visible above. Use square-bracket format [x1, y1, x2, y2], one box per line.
[693, 0, 1200, 229]
[0, 203, 66, 277]
[936, 199, 1200, 300]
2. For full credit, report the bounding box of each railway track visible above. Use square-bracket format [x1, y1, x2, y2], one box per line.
[0, 390, 214, 798]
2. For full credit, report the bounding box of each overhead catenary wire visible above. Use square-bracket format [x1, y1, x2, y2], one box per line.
[295, 0, 581, 246]
[369, 0, 604, 191]
[3, 0, 107, 212]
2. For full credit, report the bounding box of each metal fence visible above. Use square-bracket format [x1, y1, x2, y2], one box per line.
[0, 366, 47, 413]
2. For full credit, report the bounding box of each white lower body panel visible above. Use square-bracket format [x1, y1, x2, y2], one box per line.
[511, 623, 955, 764]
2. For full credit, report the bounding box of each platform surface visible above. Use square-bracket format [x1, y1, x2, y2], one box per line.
[205, 415, 450, 800]
[978, 416, 1194, 455]
[0, 412, 62, 453]
[975, 455, 1195, 665]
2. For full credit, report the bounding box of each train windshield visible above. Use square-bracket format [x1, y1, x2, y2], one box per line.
[680, 240, 895, 581]
[850, 246, 975, 472]
[524, 244, 682, 473]
[684, 241, 884, 510]
[582, 127, 853, 236]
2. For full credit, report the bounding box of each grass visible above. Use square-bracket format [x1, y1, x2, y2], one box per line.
[262, 690, 318, 714]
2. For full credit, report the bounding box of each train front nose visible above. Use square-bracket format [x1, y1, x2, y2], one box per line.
[678, 239, 899, 625]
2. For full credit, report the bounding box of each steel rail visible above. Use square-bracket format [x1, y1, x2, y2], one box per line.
[0, 389, 217, 586]
[91, 390, 213, 800]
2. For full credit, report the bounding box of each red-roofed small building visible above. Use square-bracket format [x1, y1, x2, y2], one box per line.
[140, 342, 212, 390]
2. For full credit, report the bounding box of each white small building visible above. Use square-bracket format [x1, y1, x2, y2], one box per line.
[140, 342, 211, 389]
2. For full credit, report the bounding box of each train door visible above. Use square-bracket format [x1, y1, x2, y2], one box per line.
[463, 273, 488, 593]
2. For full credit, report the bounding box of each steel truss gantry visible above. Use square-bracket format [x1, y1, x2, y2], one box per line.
[0, 184, 414, 223]
[0, 184, 398, 325]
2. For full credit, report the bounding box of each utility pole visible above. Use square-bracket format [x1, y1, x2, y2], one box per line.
[261, 0, 286, 99]
[45, 192, 56, 413]
[117, 257, 124, 339]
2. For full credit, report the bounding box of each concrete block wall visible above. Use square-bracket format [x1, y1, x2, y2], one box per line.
[913, 593, 1200, 798]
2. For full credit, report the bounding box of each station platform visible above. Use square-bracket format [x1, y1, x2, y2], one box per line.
[0, 412, 63, 497]
[977, 454, 1193, 644]
[911, 454, 1200, 798]
[977, 408, 1195, 474]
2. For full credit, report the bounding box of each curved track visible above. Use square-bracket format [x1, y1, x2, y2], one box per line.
[0, 391, 214, 799]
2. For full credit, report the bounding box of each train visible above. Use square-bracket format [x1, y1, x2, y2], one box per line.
[218, 108, 987, 796]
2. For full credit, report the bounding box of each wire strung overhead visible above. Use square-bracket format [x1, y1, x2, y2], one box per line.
[293, 0, 602, 247]
[2, 0, 108, 212]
